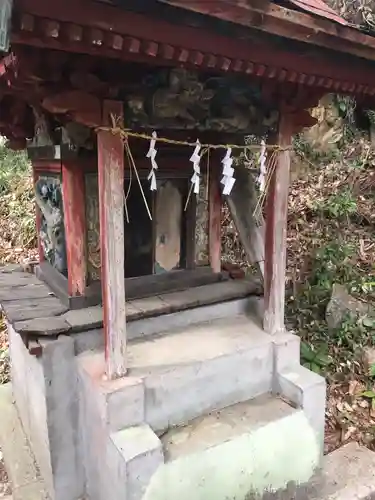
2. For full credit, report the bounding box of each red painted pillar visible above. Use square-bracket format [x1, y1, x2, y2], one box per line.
[62, 162, 87, 296]
[263, 114, 292, 335]
[208, 160, 222, 273]
[97, 100, 127, 379]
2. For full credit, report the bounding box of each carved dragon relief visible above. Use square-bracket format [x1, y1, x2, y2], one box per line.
[35, 177, 67, 275]
[124, 68, 279, 133]
[85, 173, 101, 282]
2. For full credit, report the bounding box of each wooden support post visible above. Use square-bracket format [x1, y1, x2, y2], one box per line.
[208, 162, 222, 273]
[97, 100, 127, 379]
[32, 167, 44, 264]
[62, 162, 87, 296]
[226, 163, 265, 278]
[263, 114, 292, 335]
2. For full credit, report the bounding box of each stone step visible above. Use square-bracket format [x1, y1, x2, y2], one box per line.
[139, 395, 322, 500]
[84, 423, 163, 500]
[78, 315, 301, 433]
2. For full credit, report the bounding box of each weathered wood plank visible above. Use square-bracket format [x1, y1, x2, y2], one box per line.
[226, 163, 264, 278]
[62, 162, 87, 296]
[263, 115, 292, 335]
[97, 100, 127, 379]
[208, 163, 222, 273]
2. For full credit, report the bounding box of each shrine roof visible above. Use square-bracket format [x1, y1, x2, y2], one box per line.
[158, 0, 350, 26]
[281, 0, 348, 25]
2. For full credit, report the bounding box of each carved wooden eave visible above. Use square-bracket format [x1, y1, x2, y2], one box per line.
[8, 0, 375, 104]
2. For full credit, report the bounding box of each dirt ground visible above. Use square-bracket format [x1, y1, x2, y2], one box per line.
[0, 450, 11, 498]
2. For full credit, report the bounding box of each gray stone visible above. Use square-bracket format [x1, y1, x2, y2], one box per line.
[326, 284, 372, 329]
[129, 296, 168, 316]
[362, 347, 375, 374]
[2, 297, 68, 323]
[0, 264, 25, 273]
[63, 306, 103, 332]
[14, 317, 71, 336]
[0, 273, 41, 287]
[313, 442, 375, 499]
[161, 279, 258, 310]
[0, 284, 51, 302]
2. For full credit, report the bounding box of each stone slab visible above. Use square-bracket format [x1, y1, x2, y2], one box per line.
[0, 271, 41, 287]
[14, 317, 71, 336]
[160, 279, 261, 310]
[162, 394, 296, 460]
[0, 284, 52, 302]
[48, 281, 263, 336]
[313, 442, 375, 499]
[127, 314, 274, 431]
[129, 296, 168, 317]
[0, 384, 49, 500]
[0, 264, 24, 273]
[1, 297, 68, 323]
[63, 306, 103, 333]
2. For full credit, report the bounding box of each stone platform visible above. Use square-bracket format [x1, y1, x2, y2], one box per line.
[0, 265, 327, 500]
[1, 382, 375, 500]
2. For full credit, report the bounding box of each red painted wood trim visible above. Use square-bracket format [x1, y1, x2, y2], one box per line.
[263, 118, 292, 335]
[32, 160, 62, 174]
[32, 166, 44, 263]
[11, 0, 375, 96]
[62, 162, 87, 296]
[208, 160, 222, 273]
[97, 99, 127, 379]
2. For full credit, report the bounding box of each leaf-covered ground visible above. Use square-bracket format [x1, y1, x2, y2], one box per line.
[287, 137, 375, 453]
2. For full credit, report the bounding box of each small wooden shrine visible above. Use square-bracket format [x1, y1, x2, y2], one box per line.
[2, 0, 375, 383]
[3, 2, 375, 500]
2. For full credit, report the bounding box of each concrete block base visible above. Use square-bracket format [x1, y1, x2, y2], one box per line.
[78, 314, 276, 433]
[277, 365, 326, 455]
[147, 395, 322, 500]
[6, 304, 327, 500]
[3, 380, 375, 500]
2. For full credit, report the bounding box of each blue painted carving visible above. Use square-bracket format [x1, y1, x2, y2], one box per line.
[35, 177, 67, 275]
[0, 0, 12, 53]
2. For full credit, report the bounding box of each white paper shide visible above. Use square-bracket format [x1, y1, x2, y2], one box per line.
[257, 139, 267, 193]
[190, 139, 201, 195]
[220, 147, 236, 196]
[146, 131, 158, 191]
